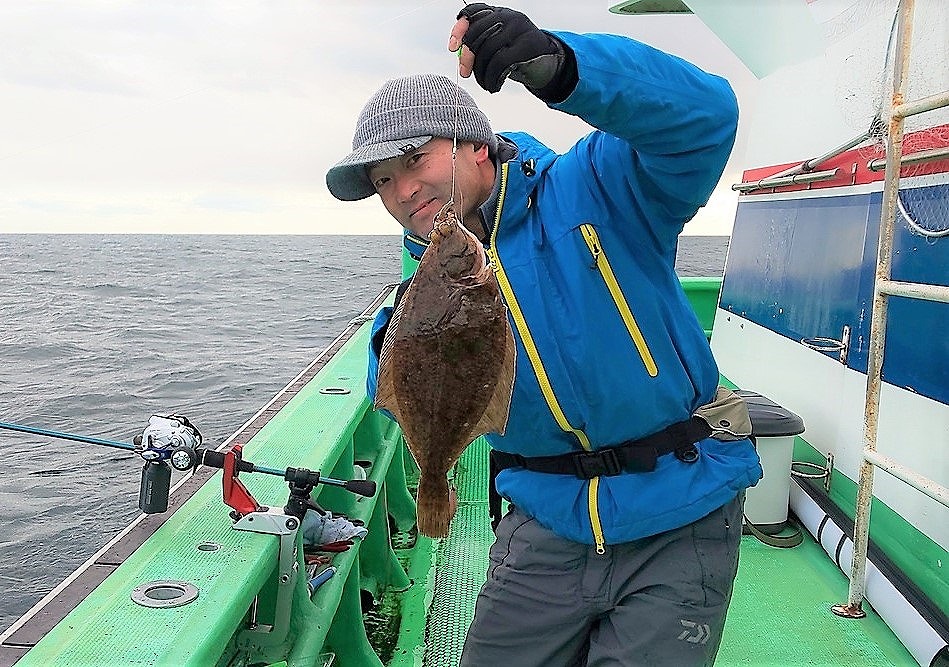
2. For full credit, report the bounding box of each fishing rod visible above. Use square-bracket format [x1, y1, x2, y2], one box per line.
[0, 420, 138, 451]
[0, 415, 376, 516]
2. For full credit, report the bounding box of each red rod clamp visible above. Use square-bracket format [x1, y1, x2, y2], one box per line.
[222, 444, 261, 517]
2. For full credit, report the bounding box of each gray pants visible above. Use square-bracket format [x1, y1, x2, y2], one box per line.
[460, 494, 744, 667]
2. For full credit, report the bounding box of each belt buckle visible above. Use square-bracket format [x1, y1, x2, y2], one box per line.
[573, 449, 622, 479]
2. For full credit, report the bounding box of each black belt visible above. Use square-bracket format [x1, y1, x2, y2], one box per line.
[490, 416, 712, 480]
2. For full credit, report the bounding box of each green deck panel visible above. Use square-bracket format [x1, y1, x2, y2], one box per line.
[414, 437, 917, 667]
[14, 458, 280, 666]
[387, 533, 438, 667]
[16, 323, 378, 667]
[420, 438, 495, 667]
[719, 538, 916, 666]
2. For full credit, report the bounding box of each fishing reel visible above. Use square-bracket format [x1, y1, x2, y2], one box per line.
[132, 414, 376, 518]
[134, 414, 203, 514]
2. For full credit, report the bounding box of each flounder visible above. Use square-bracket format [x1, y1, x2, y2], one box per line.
[375, 205, 516, 537]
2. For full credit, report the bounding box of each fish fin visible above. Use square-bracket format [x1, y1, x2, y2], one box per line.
[374, 366, 399, 422]
[466, 320, 517, 442]
[416, 475, 453, 538]
[374, 289, 409, 421]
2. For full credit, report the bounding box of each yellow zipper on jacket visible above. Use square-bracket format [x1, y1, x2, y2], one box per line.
[579, 224, 659, 377]
[587, 477, 605, 554]
[485, 163, 606, 553]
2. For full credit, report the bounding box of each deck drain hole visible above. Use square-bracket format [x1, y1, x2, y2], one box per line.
[196, 541, 221, 552]
[131, 580, 199, 608]
[320, 386, 350, 395]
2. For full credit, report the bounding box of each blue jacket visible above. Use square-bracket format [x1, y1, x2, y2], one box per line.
[368, 31, 762, 549]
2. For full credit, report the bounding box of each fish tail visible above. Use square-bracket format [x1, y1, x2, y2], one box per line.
[416, 478, 453, 538]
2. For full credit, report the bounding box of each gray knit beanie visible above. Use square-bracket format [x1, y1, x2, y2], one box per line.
[326, 74, 497, 201]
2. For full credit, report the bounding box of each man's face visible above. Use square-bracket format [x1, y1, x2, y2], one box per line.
[367, 137, 490, 239]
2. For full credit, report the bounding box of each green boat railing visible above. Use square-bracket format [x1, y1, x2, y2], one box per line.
[679, 276, 723, 339]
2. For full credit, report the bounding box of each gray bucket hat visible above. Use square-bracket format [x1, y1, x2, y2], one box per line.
[326, 74, 497, 201]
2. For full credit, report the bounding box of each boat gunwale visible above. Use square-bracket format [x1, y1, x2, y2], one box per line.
[0, 283, 399, 661]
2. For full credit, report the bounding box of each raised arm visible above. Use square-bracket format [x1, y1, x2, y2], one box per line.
[450, 4, 738, 239]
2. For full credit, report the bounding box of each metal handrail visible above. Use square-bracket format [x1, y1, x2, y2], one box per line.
[893, 90, 949, 119]
[867, 146, 949, 171]
[863, 450, 949, 507]
[734, 136, 949, 190]
[734, 86, 948, 192]
[833, 0, 949, 620]
[731, 168, 840, 192]
[877, 279, 949, 303]
[732, 116, 884, 191]
[775, 130, 876, 178]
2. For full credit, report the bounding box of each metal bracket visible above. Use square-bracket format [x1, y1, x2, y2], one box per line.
[801, 324, 851, 365]
[233, 508, 300, 647]
[791, 451, 834, 493]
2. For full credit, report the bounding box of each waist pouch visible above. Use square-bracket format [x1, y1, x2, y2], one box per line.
[694, 386, 753, 441]
[491, 386, 751, 480]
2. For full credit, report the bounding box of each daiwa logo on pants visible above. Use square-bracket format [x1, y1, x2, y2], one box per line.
[678, 619, 711, 644]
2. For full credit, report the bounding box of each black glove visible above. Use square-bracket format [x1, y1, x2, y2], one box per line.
[457, 3, 574, 98]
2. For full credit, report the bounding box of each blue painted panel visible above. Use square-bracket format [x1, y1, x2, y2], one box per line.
[721, 193, 872, 346]
[722, 185, 948, 405]
[884, 186, 949, 401]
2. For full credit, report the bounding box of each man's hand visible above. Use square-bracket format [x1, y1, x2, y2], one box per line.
[448, 3, 565, 94]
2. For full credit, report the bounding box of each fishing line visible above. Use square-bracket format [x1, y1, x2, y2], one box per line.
[450, 45, 462, 209]
[877, 0, 949, 238]
[448, 1, 474, 223]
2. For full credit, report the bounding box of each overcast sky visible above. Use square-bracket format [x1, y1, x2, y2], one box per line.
[0, 1, 759, 236]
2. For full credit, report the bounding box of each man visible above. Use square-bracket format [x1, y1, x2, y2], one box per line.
[326, 4, 762, 665]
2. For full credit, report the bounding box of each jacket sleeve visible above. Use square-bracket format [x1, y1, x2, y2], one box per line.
[549, 31, 738, 244]
[367, 275, 415, 421]
[366, 306, 392, 410]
